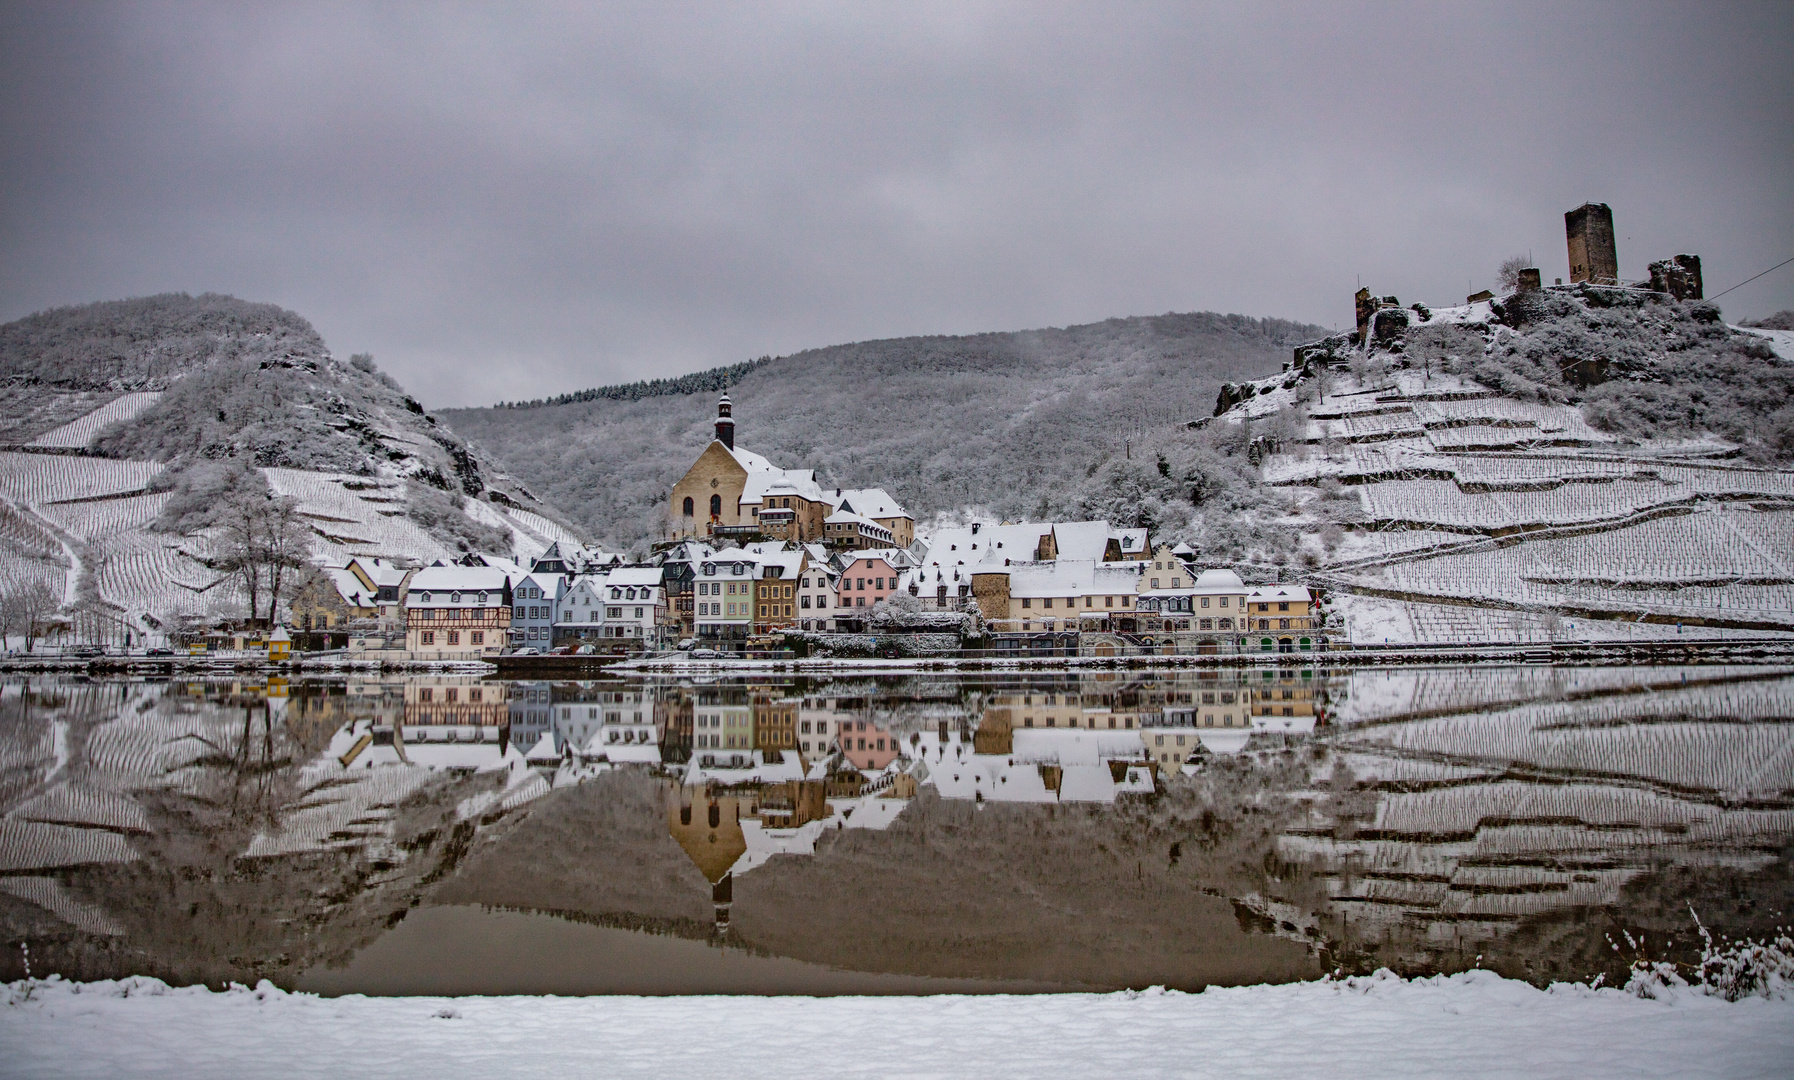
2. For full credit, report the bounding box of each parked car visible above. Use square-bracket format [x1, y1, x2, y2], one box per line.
[145, 647, 173, 657]
[677, 638, 696, 650]
[509, 646, 541, 656]
[689, 649, 720, 659]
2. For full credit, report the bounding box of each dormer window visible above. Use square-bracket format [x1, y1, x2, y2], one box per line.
[418, 591, 431, 603]
[450, 592, 461, 603]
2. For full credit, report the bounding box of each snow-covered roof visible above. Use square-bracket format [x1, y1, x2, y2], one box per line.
[727, 445, 777, 473]
[740, 468, 826, 507]
[325, 567, 377, 609]
[832, 487, 910, 521]
[347, 556, 408, 588]
[604, 567, 664, 588]
[922, 522, 1049, 568]
[408, 564, 511, 594]
[1194, 568, 1246, 592]
[1004, 560, 1141, 598]
[1050, 521, 1113, 562]
[1247, 584, 1314, 603]
[754, 547, 807, 578]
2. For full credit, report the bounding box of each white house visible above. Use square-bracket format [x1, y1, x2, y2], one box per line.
[404, 565, 512, 658]
[600, 567, 666, 641]
[796, 562, 839, 630]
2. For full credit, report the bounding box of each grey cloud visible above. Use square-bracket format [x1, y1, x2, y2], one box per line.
[2, 1, 1790, 406]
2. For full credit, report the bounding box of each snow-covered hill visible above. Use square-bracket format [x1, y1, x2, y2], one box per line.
[1217, 287, 1794, 644]
[0, 294, 589, 636]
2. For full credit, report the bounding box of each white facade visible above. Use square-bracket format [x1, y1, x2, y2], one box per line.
[403, 565, 511, 657]
[796, 563, 839, 630]
[599, 567, 665, 640]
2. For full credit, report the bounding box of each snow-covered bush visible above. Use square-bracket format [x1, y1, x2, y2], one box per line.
[1616, 910, 1794, 1001]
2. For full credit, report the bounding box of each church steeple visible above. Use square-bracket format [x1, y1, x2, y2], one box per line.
[715, 392, 735, 450]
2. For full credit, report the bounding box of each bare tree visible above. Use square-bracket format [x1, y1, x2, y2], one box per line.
[213, 493, 314, 628]
[0, 582, 60, 652]
[1496, 255, 1532, 293]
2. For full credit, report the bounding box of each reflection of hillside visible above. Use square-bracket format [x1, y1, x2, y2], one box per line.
[1285, 667, 1794, 968]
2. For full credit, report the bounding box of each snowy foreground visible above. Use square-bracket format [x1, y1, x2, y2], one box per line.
[5, 972, 1793, 1080]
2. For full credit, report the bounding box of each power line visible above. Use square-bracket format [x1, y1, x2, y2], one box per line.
[1709, 254, 1794, 302]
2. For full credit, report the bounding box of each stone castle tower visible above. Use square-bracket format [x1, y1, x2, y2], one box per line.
[1565, 203, 1618, 285]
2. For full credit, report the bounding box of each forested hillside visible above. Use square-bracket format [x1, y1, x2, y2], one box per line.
[0, 293, 325, 388]
[445, 312, 1325, 548]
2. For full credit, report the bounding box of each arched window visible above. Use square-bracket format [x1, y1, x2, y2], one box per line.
[682, 496, 694, 516]
[709, 494, 722, 517]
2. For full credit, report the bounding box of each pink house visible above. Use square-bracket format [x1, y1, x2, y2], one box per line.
[836, 553, 902, 610]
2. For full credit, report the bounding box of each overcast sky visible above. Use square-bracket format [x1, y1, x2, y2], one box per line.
[2, 2, 1790, 407]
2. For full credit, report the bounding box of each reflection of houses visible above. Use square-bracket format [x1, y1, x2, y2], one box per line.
[798, 699, 854, 758]
[837, 716, 900, 771]
[753, 697, 799, 757]
[921, 724, 1154, 804]
[693, 692, 754, 754]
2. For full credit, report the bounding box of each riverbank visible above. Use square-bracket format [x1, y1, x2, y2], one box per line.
[5, 970, 1791, 1079]
[4, 634, 1794, 678]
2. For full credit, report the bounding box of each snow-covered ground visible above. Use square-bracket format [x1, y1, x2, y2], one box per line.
[4, 971, 1791, 1079]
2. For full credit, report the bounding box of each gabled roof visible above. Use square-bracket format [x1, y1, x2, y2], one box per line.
[1050, 521, 1113, 562]
[741, 468, 826, 506]
[1247, 584, 1314, 603]
[324, 567, 377, 609]
[727, 445, 777, 472]
[832, 487, 910, 521]
[346, 556, 408, 589]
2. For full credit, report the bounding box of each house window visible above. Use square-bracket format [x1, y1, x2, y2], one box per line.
[471, 631, 484, 645]
[1201, 597, 1210, 608]
[1279, 602, 1290, 612]
[448, 631, 460, 645]
[1022, 598, 1031, 609]
[1151, 578, 1159, 588]
[710, 494, 722, 516]
[683, 496, 694, 516]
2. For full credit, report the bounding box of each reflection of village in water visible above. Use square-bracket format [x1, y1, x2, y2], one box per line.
[2, 665, 1792, 987]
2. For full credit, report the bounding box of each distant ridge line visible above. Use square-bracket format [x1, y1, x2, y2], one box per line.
[494, 356, 773, 410]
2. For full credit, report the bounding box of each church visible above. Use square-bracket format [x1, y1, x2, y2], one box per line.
[667, 394, 913, 548]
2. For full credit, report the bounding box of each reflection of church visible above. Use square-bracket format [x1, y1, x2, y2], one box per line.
[666, 779, 832, 935]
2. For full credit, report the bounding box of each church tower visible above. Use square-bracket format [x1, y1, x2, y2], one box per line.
[715, 393, 735, 450]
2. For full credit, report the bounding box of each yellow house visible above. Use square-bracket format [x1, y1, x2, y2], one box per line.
[267, 626, 292, 661]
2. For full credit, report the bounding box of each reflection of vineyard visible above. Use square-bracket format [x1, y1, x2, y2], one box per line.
[0, 680, 493, 985]
[1286, 667, 1794, 960]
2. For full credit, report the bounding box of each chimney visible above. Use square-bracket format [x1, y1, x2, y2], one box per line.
[715, 393, 735, 450]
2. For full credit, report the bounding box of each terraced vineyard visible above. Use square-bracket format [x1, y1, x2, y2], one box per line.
[1245, 358, 1794, 642]
[24, 392, 164, 449]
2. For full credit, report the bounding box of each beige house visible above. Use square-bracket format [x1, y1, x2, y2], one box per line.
[1244, 585, 1320, 651]
[971, 561, 1145, 633]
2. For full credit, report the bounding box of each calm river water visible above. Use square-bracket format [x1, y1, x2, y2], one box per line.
[1, 665, 1789, 993]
